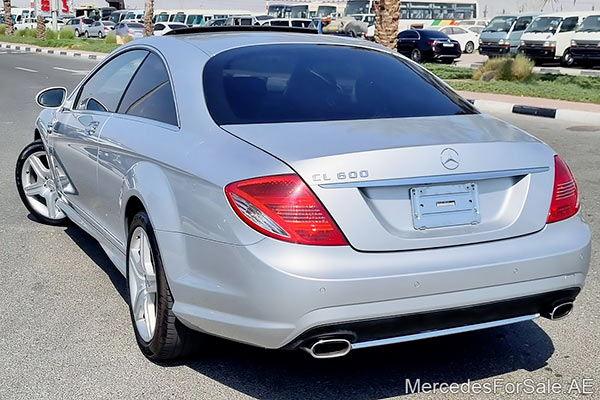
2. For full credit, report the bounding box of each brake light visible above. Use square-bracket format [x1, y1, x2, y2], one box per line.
[128, 29, 134, 34]
[225, 174, 348, 246]
[547, 155, 579, 223]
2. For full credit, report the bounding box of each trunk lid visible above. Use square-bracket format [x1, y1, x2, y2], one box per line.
[222, 114, 556, 251]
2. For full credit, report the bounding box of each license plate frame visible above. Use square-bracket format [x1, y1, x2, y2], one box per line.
[410, 183, 481, 230]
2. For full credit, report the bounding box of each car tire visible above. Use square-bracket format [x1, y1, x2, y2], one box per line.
[15, 140, 68, 226]
[411, 48, 422, 63]
[465, 41, 475, 54]
[98, 31, 104, 39]
[126, 210, 198, 361]
[74, 28, 80, 37]
[84, 30, 89, 38]
[561, 50, 575, 67]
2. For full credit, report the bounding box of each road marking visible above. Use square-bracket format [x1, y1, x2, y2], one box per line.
[52, 66, 90, 75]
[15, 66, 37, 73]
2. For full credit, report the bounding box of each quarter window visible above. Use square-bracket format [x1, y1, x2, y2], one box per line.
[118, 53, 178, 125]
[76, 50, 147, 112]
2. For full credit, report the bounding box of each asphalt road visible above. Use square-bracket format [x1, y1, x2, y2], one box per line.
[0, 51, 598, 400]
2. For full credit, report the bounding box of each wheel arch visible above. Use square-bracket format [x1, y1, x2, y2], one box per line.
[121, 161, 182, 243]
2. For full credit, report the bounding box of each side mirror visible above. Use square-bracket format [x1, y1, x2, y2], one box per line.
[36, 87, 67, 109]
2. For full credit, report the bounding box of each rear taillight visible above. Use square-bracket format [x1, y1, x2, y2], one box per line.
[225, 174, 348, 246]
[547, 155, 579, 223]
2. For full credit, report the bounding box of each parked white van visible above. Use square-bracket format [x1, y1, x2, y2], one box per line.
[520, 11, 596, 66]
[570, 14, 600, 67]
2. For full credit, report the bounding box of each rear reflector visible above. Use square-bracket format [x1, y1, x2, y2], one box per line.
[547, 155, 579, 223]
[225, 175, 348, 246]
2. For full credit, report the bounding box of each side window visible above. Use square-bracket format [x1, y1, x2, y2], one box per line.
[560, 17, 579, 33]
[513, 17, 531, 32]
[76, 50, 148, 112]
[117, 53, 178, 126]
[155, 23, 164, 30]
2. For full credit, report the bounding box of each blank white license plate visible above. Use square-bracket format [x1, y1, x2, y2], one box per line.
[443, 43, 454, 47]
[410, 183, 481, 230]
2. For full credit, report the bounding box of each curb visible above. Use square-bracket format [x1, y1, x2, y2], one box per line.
[0, 42, 107, 61]
[470, 99, 600, 124]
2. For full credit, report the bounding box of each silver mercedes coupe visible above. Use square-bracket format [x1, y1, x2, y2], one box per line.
[16, 27, 591, 360]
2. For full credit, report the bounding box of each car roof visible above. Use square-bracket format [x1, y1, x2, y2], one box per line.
[415, 29, 450, 37]
[130, 29, 390, 57]
[535, 11, 597, 18]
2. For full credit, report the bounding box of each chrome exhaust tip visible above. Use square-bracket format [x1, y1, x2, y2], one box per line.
[302, 338, 352, 359]
[546, 302, 574, 320]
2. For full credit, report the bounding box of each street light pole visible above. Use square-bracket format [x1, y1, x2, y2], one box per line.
[51, 0, 58, 32]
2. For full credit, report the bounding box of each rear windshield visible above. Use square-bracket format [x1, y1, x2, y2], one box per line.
[203, 45, 475, 125]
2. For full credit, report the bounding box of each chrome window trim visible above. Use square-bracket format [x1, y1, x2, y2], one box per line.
[68, 44, 182, 129]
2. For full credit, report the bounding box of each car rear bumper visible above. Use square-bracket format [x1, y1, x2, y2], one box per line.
[156, 213, 591, 349]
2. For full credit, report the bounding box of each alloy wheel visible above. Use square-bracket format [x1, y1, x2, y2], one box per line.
[128, 227, 158, 343]
[411, 49, 422, 63]
[20, 151, 65, 221]
[465, 41, 474, 54]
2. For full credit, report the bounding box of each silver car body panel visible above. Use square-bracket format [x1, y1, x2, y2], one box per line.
[34, 32, 591, 350]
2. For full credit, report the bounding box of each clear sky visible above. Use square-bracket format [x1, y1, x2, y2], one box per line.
[6, 0, 600, 17]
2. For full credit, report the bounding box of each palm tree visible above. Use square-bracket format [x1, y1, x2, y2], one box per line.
[374, 0, 400, 50]
[3, 0, 13, 35]
[143, 0, 154, 37]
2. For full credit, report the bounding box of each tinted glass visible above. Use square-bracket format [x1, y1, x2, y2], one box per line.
[526, 17, 562, 33]
[513, 17, 531, 31]
[155, 23, 164, 30]
[420, 30, 449, 39]
[128, 23, 143, 28]
[203, 45, 474, 125]
[577, 15, 600, 32]
[118, 53, 177, 125]
[483, 16, 516, 33]
[76, 50, 147, 112]
[560, 17, 579, 33]
[399, 30, 418, 39]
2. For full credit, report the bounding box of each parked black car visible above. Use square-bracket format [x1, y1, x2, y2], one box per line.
[397, 29, 462, 63]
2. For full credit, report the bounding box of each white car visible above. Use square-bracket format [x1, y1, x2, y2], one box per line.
[457, 19, 489, 28]
[153, 22, 188, 36]
[429, 25, 480, 54]
[14, 16, 37, 30]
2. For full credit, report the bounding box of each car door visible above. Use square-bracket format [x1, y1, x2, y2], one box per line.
[509, 17, 531, 52]
[51, 50, 148, 222]
[96, 51, 179, 246]
[397, 30, 418, 54]
[557, 16, 579, 56]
